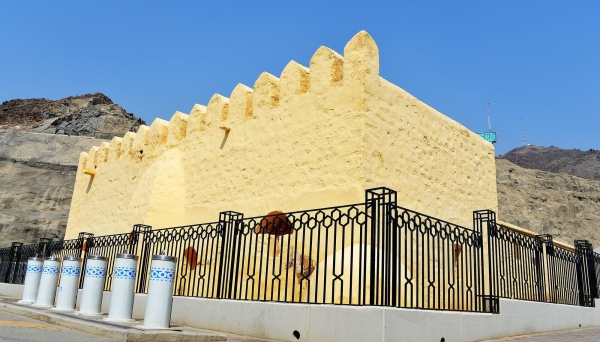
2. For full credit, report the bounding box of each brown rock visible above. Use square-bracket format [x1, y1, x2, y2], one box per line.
[0, 93, 145, 139]
[496, 158, 600, 247]
[499, 145, 600, 181]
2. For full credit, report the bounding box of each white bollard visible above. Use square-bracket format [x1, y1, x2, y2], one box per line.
[53, 256, 82, 311]
[142, 254, 177, 329]
[33, 256, 62, 307]
[104, 253, 138, 322]
[18, 256, 44, 304]
[76, 255, 107, 316]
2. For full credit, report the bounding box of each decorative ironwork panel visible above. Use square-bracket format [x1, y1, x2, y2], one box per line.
[47, 238, 84, 259]
[138, 222, 224, 298]
[485, 220, 546, 302]
[83, 231, 141, 290]
[389, 206, 485, 312]
[545, 242, 581, 306]
[226, 204, 368, 306]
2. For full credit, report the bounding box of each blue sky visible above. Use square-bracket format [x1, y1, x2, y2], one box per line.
[1, 1, 598, 155]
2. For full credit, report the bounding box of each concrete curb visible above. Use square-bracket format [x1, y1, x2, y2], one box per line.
[0, 300, 226, 342]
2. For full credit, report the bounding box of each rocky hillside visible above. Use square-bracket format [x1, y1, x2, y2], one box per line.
[500, 146, 600, 181]
[0, 158, 77, 244]
[497, 158, 600, 247]
[0, 131, 104, 244]
[0, 93, 145, 245]
[0, 93, 145, 138]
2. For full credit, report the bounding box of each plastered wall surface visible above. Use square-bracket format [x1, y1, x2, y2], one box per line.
[65, 30, 497, 240]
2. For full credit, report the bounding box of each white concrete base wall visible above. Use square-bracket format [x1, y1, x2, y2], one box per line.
[0, 283, 24, 298]
[1, 283, 600, 341]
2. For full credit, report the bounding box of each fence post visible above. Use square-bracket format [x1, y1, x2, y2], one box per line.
[133, 224, 153, 293]
[473, 210, 499, 313]
[536, 234, 554, 303]
[365, 187, 397, 306]
[530, 235, 547, 304]
[594, 252, 600, 300]
[37, 238, 52, 258]
[575, 240, 596, 307]
[77, 232, 94, 257]
[216, 211, 244, 300]
[530, 235, 547, 302]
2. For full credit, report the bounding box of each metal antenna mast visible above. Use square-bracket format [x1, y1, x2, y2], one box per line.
[487, 102, 492, 131]
[521, 118, 526, 147]
[477, 102, 498, 144]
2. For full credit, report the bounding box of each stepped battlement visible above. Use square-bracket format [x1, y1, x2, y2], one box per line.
[66, 31, 497, 238]
[78, 31, 379, 172]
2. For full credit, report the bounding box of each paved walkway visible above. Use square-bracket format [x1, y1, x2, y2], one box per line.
[0, 310, 117, 342]
[0, 309, 278, 342]
[483, 327, 600, 341]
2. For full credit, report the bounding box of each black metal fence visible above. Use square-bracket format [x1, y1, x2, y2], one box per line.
[2, 187, 600, 313]
[387, 204, 485, 311]
[483, 211, 546, 302]
[476, 209, 599, 308]
[0, 243, 20, 283]
[0, 242, 44, 285]
[545, 240, 582, 306]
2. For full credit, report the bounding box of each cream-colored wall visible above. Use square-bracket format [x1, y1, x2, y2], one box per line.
[363, 79, 497, 225]
[65, 31, 497, 241]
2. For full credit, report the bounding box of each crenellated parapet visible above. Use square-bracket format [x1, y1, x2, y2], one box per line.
[66, 31, 498, 239]
[76, 31, 381, 175]
[83, 146, 99, 176]
[167, 111, 189, 145]
[108, 137, 122, 162]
